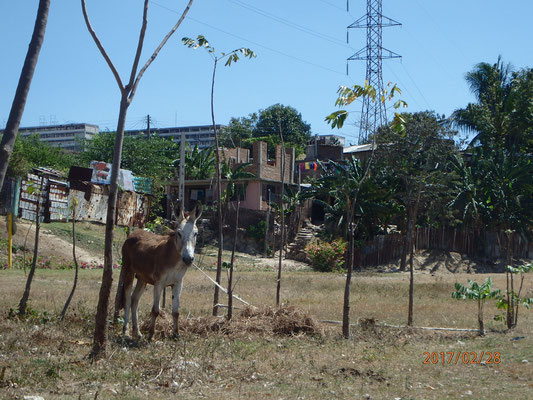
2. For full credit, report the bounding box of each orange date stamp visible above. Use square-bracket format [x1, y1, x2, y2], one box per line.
[423, 351, 501, 365]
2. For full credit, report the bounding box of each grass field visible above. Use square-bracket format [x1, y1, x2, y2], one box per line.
[0, 263, 531, 399]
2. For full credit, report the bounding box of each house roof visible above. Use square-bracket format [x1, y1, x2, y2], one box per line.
[343, 143, 375, 154]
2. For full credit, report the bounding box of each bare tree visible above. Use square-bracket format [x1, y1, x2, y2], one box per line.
[18, 176, 45, 316]
[0, 0, 50, 192]
[276, 116, 286, 307]
[182, 36, 255, 316]
[60, 199, 80, 321]
[227, 198, 240, 320]
[81, 0, 195, 360]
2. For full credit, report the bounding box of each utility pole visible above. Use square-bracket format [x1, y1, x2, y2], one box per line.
[145, 114, 151, 139]
[347, 0, 401, 144]
[179, 129, 185, 209]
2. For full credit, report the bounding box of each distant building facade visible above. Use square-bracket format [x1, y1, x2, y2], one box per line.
[12, 123, 99, 151]
[125, 124, 224, 149]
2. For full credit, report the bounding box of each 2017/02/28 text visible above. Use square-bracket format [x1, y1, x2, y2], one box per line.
[423, 351, 501, 365]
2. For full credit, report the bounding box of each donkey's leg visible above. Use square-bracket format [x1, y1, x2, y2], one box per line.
[122, 272, 135, 337]
[171, 278, 184, 337]
[131, 279, 147, 339]
[148, 281, 164, 340]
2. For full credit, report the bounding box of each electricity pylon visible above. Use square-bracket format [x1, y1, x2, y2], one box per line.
[347, 0, 401, 143]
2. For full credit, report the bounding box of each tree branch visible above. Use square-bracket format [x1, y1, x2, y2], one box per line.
[81, 0, 124, 91]
[127, 0, 149, 91]
[129, 0, 194, 101]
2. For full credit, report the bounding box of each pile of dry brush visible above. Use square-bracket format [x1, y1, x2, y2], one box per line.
[140, 305, 322, 339]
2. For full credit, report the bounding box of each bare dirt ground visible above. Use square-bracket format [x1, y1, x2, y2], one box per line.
[0, 218, 104, 265]
[2, 218, 530, 274]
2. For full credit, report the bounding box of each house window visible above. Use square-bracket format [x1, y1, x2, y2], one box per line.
[189, 188, 205, 201]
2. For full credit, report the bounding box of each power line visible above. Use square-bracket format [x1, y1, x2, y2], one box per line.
[316, 0, 346, 12]
[226, 0, 347, 47]
[398, 62, 433, 110]
[151, 1, 347, 76]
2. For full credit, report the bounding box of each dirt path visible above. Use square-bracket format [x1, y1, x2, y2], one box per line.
[0, 218, 103, 265]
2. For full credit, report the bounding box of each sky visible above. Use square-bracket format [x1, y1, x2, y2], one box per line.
[1, 0, 532, 146]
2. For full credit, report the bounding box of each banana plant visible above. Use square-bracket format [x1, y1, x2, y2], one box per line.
[452, 278, 500, 336]
[495, 263, 533, 329]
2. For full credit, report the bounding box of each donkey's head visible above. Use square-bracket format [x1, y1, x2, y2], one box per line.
[174, 203, 203, 266]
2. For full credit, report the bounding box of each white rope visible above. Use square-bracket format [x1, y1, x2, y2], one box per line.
[319, 319, 479, 332]
[193, 263, 256, 308]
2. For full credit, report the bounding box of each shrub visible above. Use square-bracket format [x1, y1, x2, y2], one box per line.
[246, 220, 266, 243]
[305, 239, 347, 272]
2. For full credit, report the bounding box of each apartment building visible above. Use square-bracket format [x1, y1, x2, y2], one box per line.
[125, 124, 223, 149]
[12, 123, 99, 151]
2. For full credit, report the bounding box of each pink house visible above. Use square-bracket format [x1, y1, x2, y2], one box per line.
[167, 141, 295, 212]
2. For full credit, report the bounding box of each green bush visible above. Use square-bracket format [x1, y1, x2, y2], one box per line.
[305, 239, 347, 272]
[246, 220, 266, 243]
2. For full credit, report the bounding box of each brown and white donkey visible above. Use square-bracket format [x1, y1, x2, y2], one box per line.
[117, 203, 202, 339]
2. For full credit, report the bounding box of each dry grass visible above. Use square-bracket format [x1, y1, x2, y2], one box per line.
[0, 265, 532, 399]
[142, 305, 322, 339]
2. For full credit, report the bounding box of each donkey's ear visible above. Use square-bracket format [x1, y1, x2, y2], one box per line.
[190, 202, 203, 222]
[175, 201, 185, 223]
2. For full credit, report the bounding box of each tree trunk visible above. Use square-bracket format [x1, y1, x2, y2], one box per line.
[342, 208, 354, 338]
[91, 96, 129, 360]
[407, 181, 422, 326]
[400, 222, 409, 272]
[60, 209, 80, 320]
[82, 0, 195, 360]
[18, 176, 45, 316]
[407, 230, 415, 326]
[227, 199, 240, 320]
[506, 233, 514, 329]
[478, 300, 485, 336]
[210, 59, 224, 316]
[276, 120, 286, 307]
[0, 0, 50, 192]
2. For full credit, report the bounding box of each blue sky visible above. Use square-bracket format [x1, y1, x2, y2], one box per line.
[1, 0, 532, 146]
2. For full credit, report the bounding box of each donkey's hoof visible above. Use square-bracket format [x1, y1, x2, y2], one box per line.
[133, 332, 143, 340]
[171, 331, 180, 340]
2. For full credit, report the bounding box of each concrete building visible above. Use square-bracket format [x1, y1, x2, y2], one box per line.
[167, 141, 295, 212]
[125, 124, 223, 149]
[11, 123, 99, 151]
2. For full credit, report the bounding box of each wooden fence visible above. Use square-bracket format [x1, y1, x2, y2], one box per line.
[355, 227, 531, 268]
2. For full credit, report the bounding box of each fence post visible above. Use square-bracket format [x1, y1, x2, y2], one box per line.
[8, 213, 13, 269]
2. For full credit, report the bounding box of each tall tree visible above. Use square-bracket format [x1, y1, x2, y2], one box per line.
[0, 0, 50, 192]
[82, 0, 195, 360]
[375, 111, 457, 326]
[221, 105, 312, 157]
[182, 35, 255, 316]
[453, 57, 533, 153]
[254, 104, 311, 158]
[219, 114, 257, 148]
[325, 82, 406, 337]
[8, 134, 76, 178]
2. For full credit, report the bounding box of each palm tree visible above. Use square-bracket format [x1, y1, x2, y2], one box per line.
[452, 57, 532, 152]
